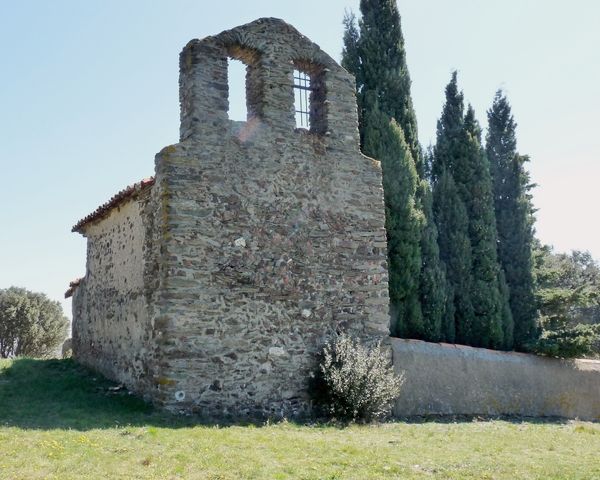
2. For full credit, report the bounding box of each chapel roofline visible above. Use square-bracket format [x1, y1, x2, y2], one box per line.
[71, 177, 155, 234]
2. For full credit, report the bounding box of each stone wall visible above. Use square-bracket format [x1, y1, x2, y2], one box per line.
[72, 188, 158, 393]
[392, 338, 600, 421]
[151, 18, 390, 417]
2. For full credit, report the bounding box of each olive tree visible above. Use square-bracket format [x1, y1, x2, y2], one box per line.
[0, 287, 69, 358]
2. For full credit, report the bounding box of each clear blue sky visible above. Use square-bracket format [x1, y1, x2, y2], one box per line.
[1, 1, 598, 318]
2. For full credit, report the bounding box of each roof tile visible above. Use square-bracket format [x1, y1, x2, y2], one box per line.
[72, 177, 155, 233]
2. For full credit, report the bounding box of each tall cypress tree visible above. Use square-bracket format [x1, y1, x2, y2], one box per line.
[459, 105, 511, 349]
[362, 94, 423, 337]
[487, 91, 537, 349]
[431, 75, 474, 343]
[353, 0, 420, 167]
[433, 168, 473, 343]
[341, 11, 361, 92]
[342, 1, 447, 340]
[498, 269, 514, 349]
[431, 73, 466, 181]
[432, 73, 512, 348]
[417, 178, 447, 341]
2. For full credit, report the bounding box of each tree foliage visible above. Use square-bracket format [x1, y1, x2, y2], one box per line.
[417, 177, 447, 342]
[486, 91, 537, 349]
[349, 0, 420, 166]
[532, 323, 600, 358]
[432, 73, 511, 348]
[341, 11, 361, 91]
[528, 245, 600, 357]
[0, 287, 69, 358]
[362, 95, 424, 337]
[342, 1, 446, 340]
[534, 246, 600, 326]
[459, 105, 510, 349]
[433, 168, 472, 343]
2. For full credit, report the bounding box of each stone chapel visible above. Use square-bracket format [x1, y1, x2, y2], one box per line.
[67, 18, 390, 417]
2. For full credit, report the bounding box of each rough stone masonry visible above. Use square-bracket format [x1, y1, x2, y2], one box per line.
[68, 18, 390, 417]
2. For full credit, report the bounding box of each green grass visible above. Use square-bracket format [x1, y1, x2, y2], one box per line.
[1, 359, 600, 479]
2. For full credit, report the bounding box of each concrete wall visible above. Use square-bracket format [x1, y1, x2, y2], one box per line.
[392, 338, 600, 421]
[72, 188, 158, 393]
[151, 18, 390, 417]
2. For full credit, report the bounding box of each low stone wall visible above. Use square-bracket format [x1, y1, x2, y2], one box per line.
[392, 338, 600, 421]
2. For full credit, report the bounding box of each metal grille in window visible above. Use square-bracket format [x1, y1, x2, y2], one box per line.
[293, 70, 311, 129]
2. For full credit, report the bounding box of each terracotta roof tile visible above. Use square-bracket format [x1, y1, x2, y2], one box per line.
[72, 177, 155, 233]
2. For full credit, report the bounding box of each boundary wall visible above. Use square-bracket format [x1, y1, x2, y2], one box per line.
[392, 338, 600, 421]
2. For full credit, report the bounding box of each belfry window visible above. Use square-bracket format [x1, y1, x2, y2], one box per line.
[227, 57, 248, 122]
[225, 45, 262, 122]
[292, 61, 327, 134]
[293, 69, 312, 129]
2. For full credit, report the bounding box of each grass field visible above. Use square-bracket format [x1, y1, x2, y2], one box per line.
[1, 358, 599, 479]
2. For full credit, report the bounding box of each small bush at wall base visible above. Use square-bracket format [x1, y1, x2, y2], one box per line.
[310, 333, 403, 422]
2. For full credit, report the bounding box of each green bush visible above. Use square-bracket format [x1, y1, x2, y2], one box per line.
[527, 323, 600, 359]
[310, 333, 403, 422]
[0, 287, 69, 358]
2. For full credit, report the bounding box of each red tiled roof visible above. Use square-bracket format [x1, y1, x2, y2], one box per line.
[65, 277, 83, 299]
[72, 177, 155, 233]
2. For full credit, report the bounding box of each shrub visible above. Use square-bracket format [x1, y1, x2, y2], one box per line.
[0, 287, 69, 358]
[527, 323, 600, 359]
[310, 333, 404, 422]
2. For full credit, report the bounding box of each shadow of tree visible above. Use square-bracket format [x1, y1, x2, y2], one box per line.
[0, 358, 203, 431]
[397, 414, 572, 425]
[0, 358, 347, 431]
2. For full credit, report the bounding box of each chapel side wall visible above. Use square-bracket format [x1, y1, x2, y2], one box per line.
[72, 189, 158, 394]
[151, 19, 390, 417]
[392, 338, 600, 421]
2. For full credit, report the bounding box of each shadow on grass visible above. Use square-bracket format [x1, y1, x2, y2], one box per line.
[0, 358, 344, 431]
[0, 358, 221, 431]
[397, 414, 572, 425]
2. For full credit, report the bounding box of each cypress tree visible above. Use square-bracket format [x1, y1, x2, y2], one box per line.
[487, 91, 537, 349]
[458, 105, 511, 349]
[433, 168, 473, 343]
[417, 178, 447, 342]
[362, 93, 424, 337]
[432, 73, 512, 348]
[353, 0, 420, 167]
[432, 73, 475, 343]
[342, 1, 447, 340]
[431, 73, 466, 181]
[341, 11, 361, 86]
[498, 269, 515, 349]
